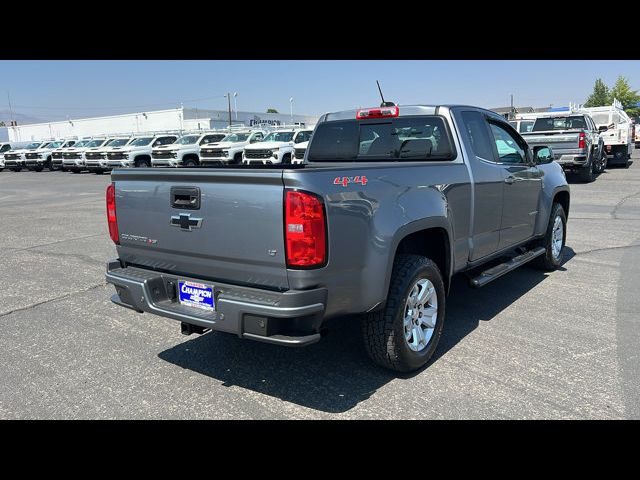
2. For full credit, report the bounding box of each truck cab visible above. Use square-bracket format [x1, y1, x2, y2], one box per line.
[151, 132, 227, 167]
[105, 134, 178, 169]
[242, 128, 313, 165]
[200, 129, 266, 166]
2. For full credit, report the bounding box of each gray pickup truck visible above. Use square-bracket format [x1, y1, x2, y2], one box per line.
[521, 113, 605, 182]
[105, 104, 570, 372]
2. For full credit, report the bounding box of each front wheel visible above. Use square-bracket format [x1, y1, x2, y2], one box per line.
[135, 158, 151, 168]
[183, 158, 198, 167]
[361, 254, 446, 372]
[532, 203, 566, 271]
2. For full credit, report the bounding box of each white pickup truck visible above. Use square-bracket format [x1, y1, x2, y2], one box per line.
[151, 132, 227, 167]
[51, 139, 80, 170]
[0, 142, 17, 171]
[242, 128, 313, 165]
[3, 141, 49, 171]
[199, 130, 266, 166]
[85, 137, 135, 173]
[63, 137, 110, 173]
[581, 101, 634, 167]
[293, 140, 309, 164]
[104, 134, 178, 170]
[25, 139, 77, 172]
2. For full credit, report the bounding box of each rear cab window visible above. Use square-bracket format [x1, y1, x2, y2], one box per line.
[532, 116, 588, 131]
[307, 116, 456, 162]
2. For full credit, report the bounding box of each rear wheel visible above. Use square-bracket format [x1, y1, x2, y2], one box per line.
[598, 149, 607, 173]
[578, 156, 595, 183]
[613, 147, 627, 167]
[532, 203, 566, 271]
[361, 254, 446, 372]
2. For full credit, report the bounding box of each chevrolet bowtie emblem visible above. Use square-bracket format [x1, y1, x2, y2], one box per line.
[170, 213, 203, 231]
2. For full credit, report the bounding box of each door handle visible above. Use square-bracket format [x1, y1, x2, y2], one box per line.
[504, 176, 524, 184]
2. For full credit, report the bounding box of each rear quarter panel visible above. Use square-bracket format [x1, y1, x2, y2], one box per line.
[284, 162, 471, 317]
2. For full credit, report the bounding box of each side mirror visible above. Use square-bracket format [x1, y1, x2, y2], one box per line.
[533, 146, 554, 164]
[598, 125, 608, 133]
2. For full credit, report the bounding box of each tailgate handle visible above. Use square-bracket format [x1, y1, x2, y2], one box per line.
[170, 187, 200, 210]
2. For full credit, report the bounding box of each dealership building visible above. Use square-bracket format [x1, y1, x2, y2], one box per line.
[5, 107, 320, 142]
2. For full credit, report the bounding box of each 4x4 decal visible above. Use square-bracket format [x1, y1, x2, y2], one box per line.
[333, 176, 368, 187]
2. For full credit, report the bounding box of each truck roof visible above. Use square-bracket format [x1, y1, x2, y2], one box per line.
[321, 104, 504, 123]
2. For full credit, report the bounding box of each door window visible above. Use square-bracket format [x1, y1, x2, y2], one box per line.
[488, 122, 527, 164]
[460, 111, 495, 161]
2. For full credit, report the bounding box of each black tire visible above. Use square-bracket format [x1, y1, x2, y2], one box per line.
[598, 149, 607, 173]
[71, 169, 81, 174]
[361, 254, 446, 373]
[34, 167, 43, 172]
[183, 158, 198, 167]
[282, 153, 291, 165]
[135, 158, 151, 168]
[532, 203, 567, 271]
[578, 155, 595, 182]
[233, 153, 243, 164]
[612, 147, 627, 167]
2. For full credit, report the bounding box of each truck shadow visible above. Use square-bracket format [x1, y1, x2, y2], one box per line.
[158, 248, 576, 414]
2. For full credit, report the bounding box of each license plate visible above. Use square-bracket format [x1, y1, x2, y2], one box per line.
[178, 280, 214, 312]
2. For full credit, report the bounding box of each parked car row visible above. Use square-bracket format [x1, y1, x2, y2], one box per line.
[0, 126, 314, 174]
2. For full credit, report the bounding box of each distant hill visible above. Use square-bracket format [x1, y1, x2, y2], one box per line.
[0, 110, 48, 125]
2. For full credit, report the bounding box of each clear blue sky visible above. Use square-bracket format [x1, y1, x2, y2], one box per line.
[0, 60, 638, 121]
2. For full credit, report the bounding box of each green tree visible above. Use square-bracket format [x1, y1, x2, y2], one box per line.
[266, 108, 278, 113]
[584, 78, 611, 107]
[610, 76, 640, 118]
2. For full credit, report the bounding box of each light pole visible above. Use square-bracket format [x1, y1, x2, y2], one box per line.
[289, 97, 293, 123]
[233, 92, 238, 121]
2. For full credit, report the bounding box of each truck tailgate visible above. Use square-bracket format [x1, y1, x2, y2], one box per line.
[111, 169, 289, 290]
[522, 131, 581, 150]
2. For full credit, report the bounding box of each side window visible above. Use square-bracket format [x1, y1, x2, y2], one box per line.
[1, 144, 10, 153]
[460, 111, 495, 161]
[488, 122, 527, 164]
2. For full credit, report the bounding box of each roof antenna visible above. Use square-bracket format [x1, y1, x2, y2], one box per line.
[376, 80, 396, 107]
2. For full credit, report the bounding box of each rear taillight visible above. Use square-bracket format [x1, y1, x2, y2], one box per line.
[356, 105, 399, 119]
[106, 183, 119, 244]
[578, 132, 586, 149]
[285, 190, 326, 268]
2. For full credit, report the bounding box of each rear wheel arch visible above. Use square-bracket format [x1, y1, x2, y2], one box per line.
[385, 223, 453, 296]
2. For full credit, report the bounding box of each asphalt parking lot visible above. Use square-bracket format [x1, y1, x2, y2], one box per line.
[1, 152, 639, 419]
